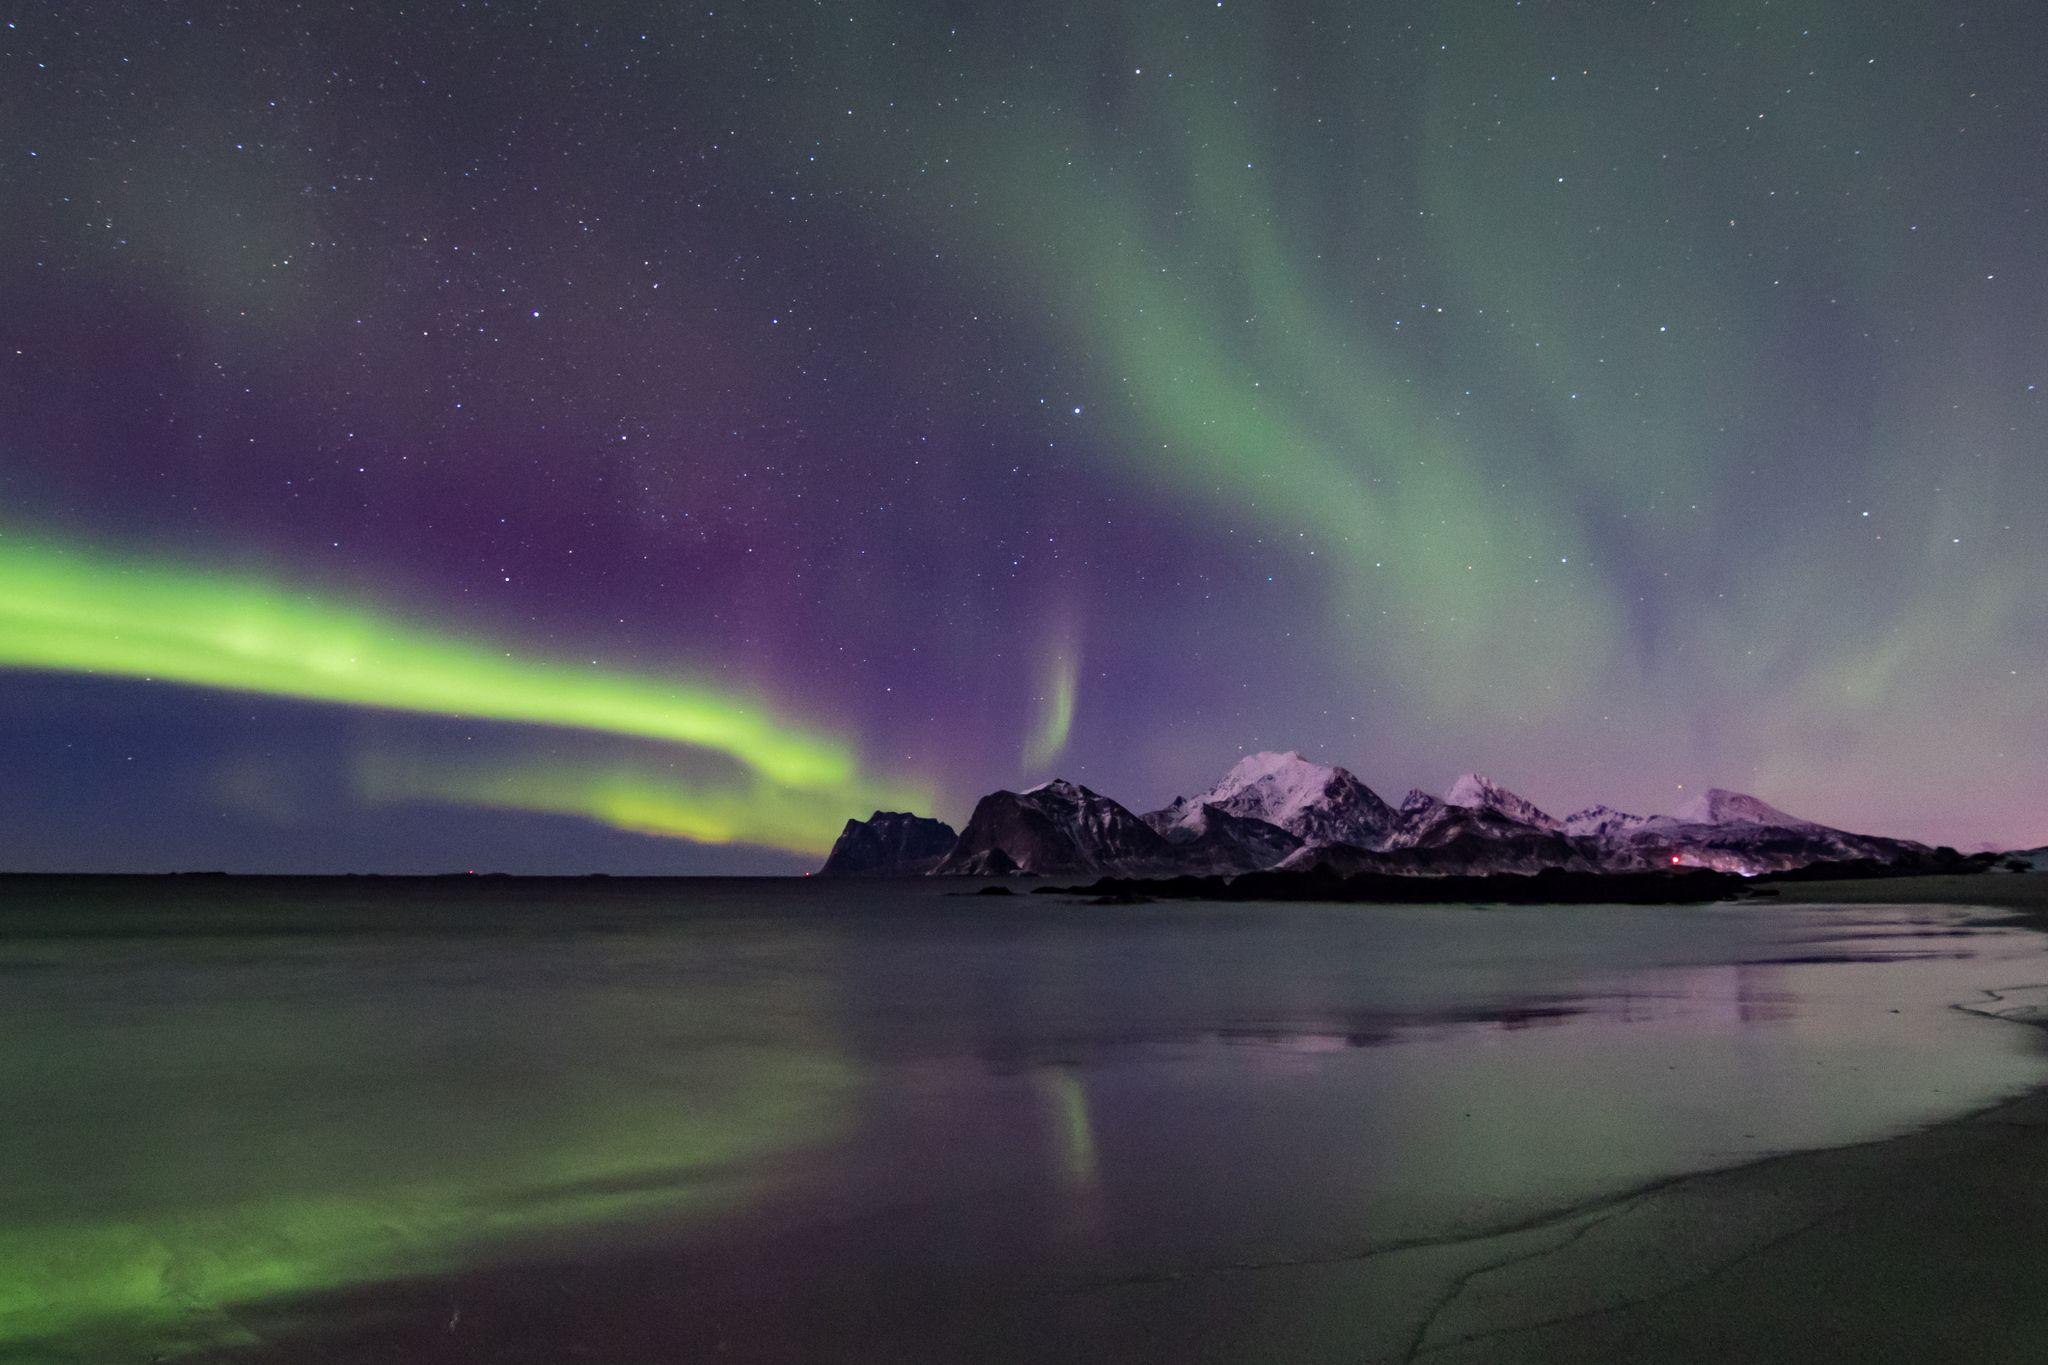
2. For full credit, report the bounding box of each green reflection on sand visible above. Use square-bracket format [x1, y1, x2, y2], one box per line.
[0, 943, 861, 1360]
[1036, 1067, 1099, 1191]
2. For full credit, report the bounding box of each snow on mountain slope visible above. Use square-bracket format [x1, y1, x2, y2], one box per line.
[1666, 788, 1818, 829]
[1562, 805, 1654, 839]
[893, 758, 1942, 883]
[1146, 802, 1301, 873]
[1150, 751, 1396, 850]
[1443, 773, 1562, 832]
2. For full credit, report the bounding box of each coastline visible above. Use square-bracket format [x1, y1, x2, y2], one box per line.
[892, 876, 2048, 1363]
[1376, 873, 2048, 1361]
[194, 885, 2048, 1365]
[1389, 1036, 2048, 1360]
[1766, 870, 2048, 918]
[925, 877, 2048, 1364]
[12, 874, 2045, 1362]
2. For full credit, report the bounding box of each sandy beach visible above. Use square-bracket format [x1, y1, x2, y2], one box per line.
[201, 875, 2048, 1364]
[1379, 873, 2048, 1362]
[871, 875, 2048, 1364]
[8, 874, 2046, 1364]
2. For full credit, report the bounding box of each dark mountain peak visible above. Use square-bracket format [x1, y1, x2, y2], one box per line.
[826, 757, 1939, 885]
[935, 782, 1173, 877]
[1023, 776, 1089, 801]
[818, 811, 958, 877]
[1563, 804, 1653, 838]
[1394, 798, 1550, 850]
[945, 846, 1023, 877]
[1398, 789, 1439, 816]
[1155, 802, 1302, 874]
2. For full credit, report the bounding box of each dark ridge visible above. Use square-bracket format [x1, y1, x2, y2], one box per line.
[1756, 849, 2002, 881]
[818, 811, 959, 877]
[1034, 866, 1756, 905]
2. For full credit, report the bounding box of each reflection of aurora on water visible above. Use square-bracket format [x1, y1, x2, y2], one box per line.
[7, 884, 2046, 1362]
[0, 917, 863, 1360]
[1036, 1067, 1100, 1191]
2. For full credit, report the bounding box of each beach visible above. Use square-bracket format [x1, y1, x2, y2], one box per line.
[4, 873, 2045, 1363]
[1385, 873, 2048, 1362]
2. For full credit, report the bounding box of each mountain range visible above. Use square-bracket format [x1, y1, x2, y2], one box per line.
[819, 751, 1970, 880]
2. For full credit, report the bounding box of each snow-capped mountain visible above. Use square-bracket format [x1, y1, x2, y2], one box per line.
[1443, 773, 1562, 833]
[1262, 773, 1583, 876]
[1563, 805, 1655, 839]
[1595, 789, 1919, 874]
[934, 778, 1176, 877]
[1665, 788, 1817, 829]
[1148, 751, 1396, 850]
[817, 755, 1941, 882]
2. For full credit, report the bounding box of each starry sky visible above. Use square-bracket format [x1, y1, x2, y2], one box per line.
[2, 0, 2043, 872]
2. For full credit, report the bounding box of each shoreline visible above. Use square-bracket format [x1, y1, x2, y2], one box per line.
[176, 921, 2048, 1365]
[1767, 870, 2048, 916]
[1373, 878, 2048, 1361]
[14, 875, 2046, 1362]
[954, 888, 2048, 1363]
[1385, 1013, 2048, 1361]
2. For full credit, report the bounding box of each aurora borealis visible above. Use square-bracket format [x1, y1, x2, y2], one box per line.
[0, 531, 930, 856]
[0, 532, 874, 790]
[3, 1, 2044, 867]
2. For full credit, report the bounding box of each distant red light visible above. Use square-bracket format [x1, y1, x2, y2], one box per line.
[1670, 855, 1682, 866]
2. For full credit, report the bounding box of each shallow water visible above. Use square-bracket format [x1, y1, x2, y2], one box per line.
[2, 876, 2043, 1362]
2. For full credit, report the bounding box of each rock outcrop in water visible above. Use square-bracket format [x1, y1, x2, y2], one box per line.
[819, 811, 958, 876]
[816, 751, 1943, 883]
[934, 779, 1177, 877]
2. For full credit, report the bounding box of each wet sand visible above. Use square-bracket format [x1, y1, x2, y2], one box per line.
[190, 874, 2048, 1364]
[168, 988, 2048, 1364]
[156, 1098, 2048, 1365]
[1392, 1081, 2048, 1361]
[1768, 871, 2048, 916]
[10, 874, 2047, 1363]
[1390, 872, 2048, 1362]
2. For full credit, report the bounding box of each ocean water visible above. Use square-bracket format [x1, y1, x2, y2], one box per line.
[2, 876, 2043, 1362]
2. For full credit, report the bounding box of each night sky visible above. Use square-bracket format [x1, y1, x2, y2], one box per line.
[3, 1, 2043, 872]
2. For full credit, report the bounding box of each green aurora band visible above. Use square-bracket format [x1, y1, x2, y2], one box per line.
[790, 0, 2042, 777]
[357, 749, 933, 859]
[0, 530, 902, 805]
[802, 9, 1622, 718]
[1021, 644, 1079, 772]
